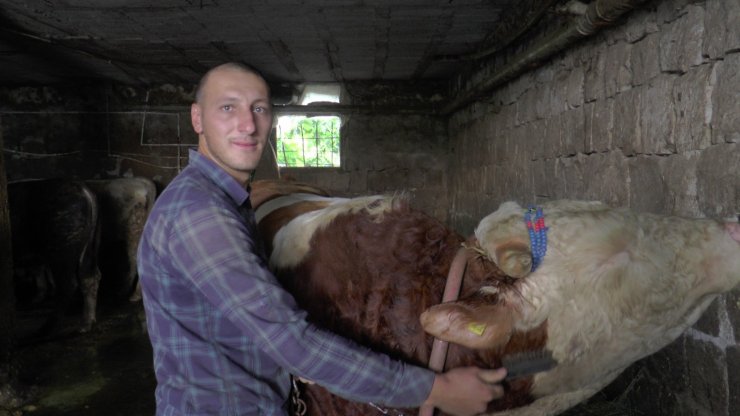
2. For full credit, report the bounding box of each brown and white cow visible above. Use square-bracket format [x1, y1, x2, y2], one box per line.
[251, 180, 740, 416]
[10, 177, 157, 339]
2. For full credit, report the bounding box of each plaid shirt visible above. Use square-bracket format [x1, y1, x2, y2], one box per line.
[138, 149, 434, 415]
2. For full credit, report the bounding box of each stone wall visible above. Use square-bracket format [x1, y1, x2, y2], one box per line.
[446, 1, 738, 415]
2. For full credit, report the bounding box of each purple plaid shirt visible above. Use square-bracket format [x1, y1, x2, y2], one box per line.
[138, 149, 434, 415]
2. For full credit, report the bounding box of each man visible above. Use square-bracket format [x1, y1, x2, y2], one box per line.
[138, 62, 506, 416]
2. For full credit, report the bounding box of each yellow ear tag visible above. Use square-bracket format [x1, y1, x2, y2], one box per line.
[467, 322, 486, 336]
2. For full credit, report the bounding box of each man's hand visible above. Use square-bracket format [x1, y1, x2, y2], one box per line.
[422, 367, 506, 416]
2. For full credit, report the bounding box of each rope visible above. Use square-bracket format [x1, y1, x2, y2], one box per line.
[418, 246, 469, 416]
[291, 376, 307, 416]
[524, 206, 548, 271]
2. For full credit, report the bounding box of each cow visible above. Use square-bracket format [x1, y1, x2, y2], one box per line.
[250, 180, 740, 416]
[86, 177, 157, 303]
[423, 200, 740, 415]
[9, 179, 102, 336]
[251, 179, 540, 415]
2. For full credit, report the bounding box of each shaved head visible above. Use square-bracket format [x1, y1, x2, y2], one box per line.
[195, 62, 269, 103]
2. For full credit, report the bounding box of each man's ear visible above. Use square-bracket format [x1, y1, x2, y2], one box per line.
[191, 103, 203, 134]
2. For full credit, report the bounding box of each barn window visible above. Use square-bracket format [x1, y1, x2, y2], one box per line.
[275, 84, 341, 168]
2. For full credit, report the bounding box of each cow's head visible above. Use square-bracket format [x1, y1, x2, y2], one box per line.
[421, 200, 740, 412]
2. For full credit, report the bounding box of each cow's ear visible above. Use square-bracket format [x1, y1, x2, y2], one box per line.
[420, 297, 514, 350]
[493, 240, 532, 278]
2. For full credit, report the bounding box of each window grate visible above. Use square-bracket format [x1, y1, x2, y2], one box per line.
[276, 115, 340, 168]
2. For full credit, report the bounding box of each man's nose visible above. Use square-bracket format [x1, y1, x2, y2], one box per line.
[237, 110, 256, 134]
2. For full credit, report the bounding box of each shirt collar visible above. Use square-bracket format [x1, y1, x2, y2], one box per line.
[188, 148, 250, 206]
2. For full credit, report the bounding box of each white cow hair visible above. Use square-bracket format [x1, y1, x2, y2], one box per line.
[476, 200, 740, 416]
[269, 194, 401, 270]
[254, 192, 337, 224]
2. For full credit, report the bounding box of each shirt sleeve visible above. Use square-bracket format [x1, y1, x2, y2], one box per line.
[167, 200, 435, 408]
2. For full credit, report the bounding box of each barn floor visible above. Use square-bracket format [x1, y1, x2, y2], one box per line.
[11, 301, 155, 416]
[8, 301, 637, 416]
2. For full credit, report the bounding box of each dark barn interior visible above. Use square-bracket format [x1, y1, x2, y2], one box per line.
[0, 0, 738, 415]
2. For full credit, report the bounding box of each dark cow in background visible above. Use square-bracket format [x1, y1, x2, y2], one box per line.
[9, 179, 101, 335]
[87, 177, 156, 303]
[9, 177, 157, 339]
[250, 179, 740, 416]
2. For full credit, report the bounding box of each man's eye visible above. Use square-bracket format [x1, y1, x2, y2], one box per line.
[222, 105, 233, 111]
[253, 106, 264, 113]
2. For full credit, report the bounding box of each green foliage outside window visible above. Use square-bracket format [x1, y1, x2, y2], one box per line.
[276, 116, 340, 167]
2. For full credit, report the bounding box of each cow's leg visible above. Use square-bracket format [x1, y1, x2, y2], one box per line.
[31, 264, 54, 305]
[129, 281, 142, 302]
[124, 242, 139, 296]
[78, 206, 101, 332]
[13, 260, 53, 308]
[39, 253, 79, 335]
[39, 254, 99, 334]
[51, 182, 101, 334]
[78, 266, 101, 332]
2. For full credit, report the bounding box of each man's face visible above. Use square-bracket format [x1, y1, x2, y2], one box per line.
[191, 67, 273, 185]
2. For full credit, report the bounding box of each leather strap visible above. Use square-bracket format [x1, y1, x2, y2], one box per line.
[418, 246, 468, 416]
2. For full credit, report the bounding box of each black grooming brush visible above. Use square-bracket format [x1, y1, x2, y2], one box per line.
[501, 349, 558, 381]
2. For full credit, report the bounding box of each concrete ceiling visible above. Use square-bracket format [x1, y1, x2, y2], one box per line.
[0, 0, 565, 87]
